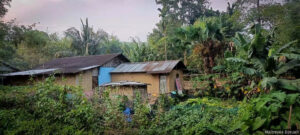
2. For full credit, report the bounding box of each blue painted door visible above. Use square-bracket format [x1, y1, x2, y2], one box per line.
[98, 67, 115, 86]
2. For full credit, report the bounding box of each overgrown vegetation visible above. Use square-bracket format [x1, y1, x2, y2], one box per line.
[0, 77, 101, 134]
[1, 0, 299, 134]
[1, 79, 299, 134]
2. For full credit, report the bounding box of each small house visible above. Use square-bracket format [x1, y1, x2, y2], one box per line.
[1, 53, 129, 95]
[110, 60, 186, 98]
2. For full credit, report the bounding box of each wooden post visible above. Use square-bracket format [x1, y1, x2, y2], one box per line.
[288, 105, 293, 129]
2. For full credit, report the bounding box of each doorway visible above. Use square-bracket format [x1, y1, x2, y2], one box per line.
[159, 75, 167, 94]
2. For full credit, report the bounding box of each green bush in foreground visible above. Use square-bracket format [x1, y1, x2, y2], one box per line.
[0, 77, 299, 135]
[0, 77, 102, 135]
[143, 92, 299, 135]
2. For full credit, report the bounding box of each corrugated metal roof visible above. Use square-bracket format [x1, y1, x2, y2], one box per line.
[1, 53, 130, 76]
[100, 81, 149, 87]
[111, 60, 185, 74]
[1, 68, 58, 76]
[34, 53, 129, 73]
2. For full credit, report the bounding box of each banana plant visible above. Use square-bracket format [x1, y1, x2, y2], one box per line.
[226, 25, 300, 91]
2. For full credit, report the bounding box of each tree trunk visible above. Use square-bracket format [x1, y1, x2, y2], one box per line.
[85, 43, 89, 56]
[257, 0, 261, 25]
[184, 50, 187, 65]
[165, 41, 167, 61]
[203, 57, 209, 74]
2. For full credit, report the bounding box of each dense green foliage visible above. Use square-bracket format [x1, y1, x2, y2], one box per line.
[1, 81, 298, 134]
[1, 0, 299, 72]
[0, 0, 299, 134]
[0, 77, 101, 134]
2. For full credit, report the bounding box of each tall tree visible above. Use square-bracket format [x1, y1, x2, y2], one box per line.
[65, 18, 102, 56]
[177, 17, 226, 73]
[0, 0, 11, 18]
[233, 0, 285, 26]
[122, 38, 157, 62]
[156, 0, 209, 24]
[260, 0, 300, 45]
[95, 34, 123, 55]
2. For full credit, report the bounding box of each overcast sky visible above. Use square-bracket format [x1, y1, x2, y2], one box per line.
[4, 0, 231, 42]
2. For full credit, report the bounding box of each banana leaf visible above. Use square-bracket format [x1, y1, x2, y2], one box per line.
[274, 60, 300, 75]
[260, 77, 277, 89]
[286, 93, 299, 105]
[276, 40, 297, 54]
[277, 79, 300, 91]
[279, 53, 300, 60]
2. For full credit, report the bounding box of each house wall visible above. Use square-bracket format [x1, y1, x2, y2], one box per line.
[111, 70, 184, 97]
[5, 69, 93, 93]
[55, 70, 93, 92]
[98, 67, 115, 86]
[103, 86, 147, 101]
[111, 73, 160, 97]
[55, 74, 76, 86]
[167, 69, 184, 93]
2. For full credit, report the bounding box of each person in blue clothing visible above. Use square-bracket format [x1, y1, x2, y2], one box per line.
[123, 107, 132, 122]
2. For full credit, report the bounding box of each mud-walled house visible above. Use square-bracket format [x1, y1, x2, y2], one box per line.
[108, 60, 186, 99]
[1, 53, 130, 96]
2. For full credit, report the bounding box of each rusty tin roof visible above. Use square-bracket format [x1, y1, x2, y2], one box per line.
[111, 60, 185, 74]
[1, 53, 129, 76]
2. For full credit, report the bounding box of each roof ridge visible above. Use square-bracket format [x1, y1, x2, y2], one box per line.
[52, 53, 121, 60]
[120, 59, 180, 64]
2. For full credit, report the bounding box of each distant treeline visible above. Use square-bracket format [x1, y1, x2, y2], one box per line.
[0, 0, 299, 73]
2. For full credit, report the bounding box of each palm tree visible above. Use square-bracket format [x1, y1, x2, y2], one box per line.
[177, 17, 225, 73]
[65, 18, 101, 55]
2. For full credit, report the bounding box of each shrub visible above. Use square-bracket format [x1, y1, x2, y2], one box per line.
[0, 77, 103, 134]
[142, 98, 240, 135]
